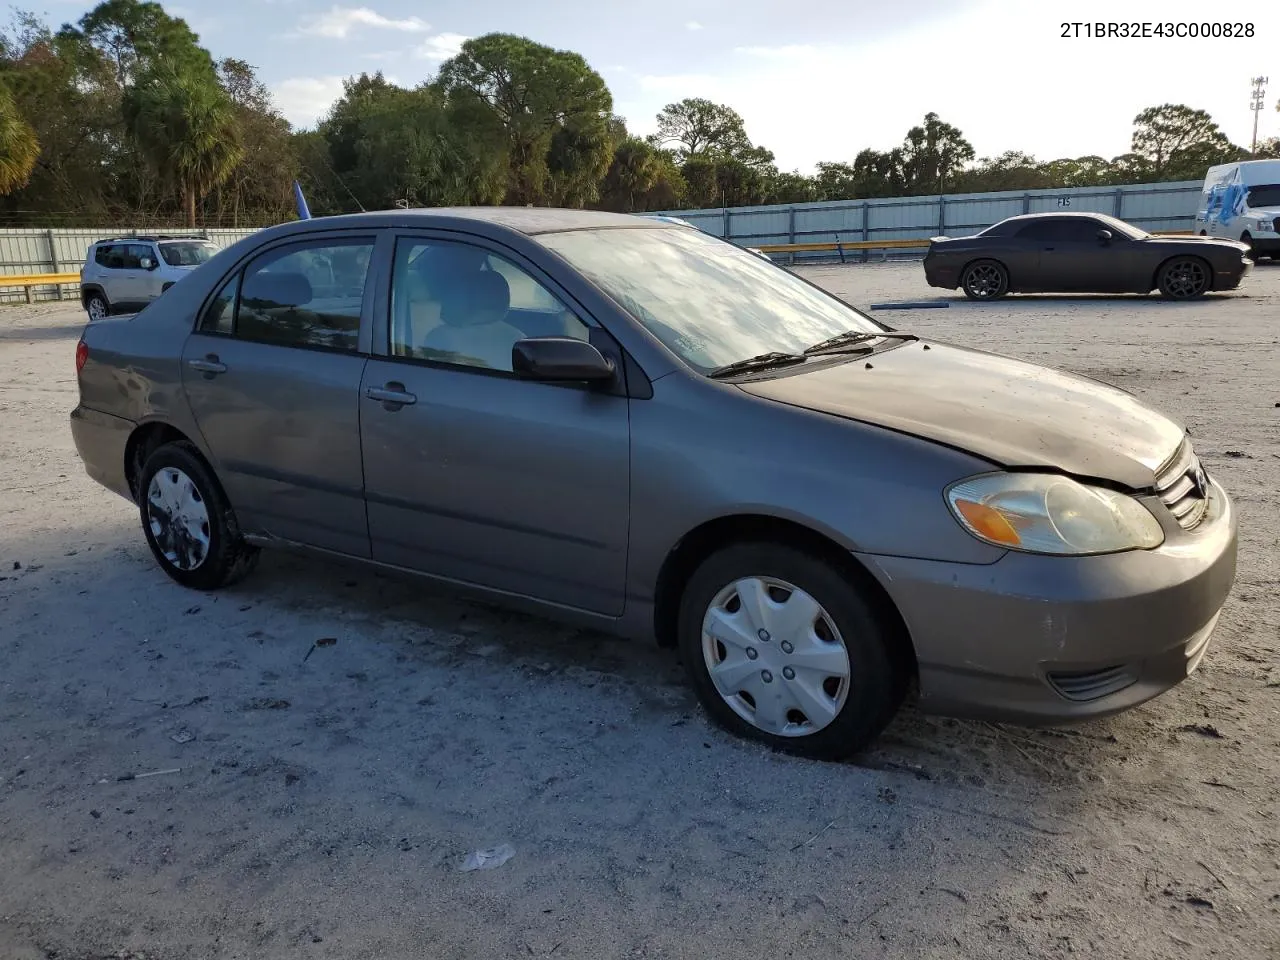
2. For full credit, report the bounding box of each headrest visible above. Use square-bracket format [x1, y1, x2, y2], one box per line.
[410, 243, 490, 279]
[242, 270, 312, 309]
[439, 269, 510, 326]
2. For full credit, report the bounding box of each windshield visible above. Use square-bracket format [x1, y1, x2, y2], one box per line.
[159, 241, 216, 266]
[536, 227, 884, 372]
[1093, 214, 1150, 239]
[1246, 184, 1280, 208]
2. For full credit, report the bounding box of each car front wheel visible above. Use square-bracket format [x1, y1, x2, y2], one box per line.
[677, 542, 908, 761]
[1157, 256, 1211, 300]
[960, 259, 1009, 300]
[137, 442, 260, 591]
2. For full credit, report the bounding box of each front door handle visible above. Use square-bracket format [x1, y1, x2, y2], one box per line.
[188, 355, 227, 376]
[365, 382, 417, 409]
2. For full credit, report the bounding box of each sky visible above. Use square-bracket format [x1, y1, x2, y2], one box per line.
[34, 0, 1280, 173]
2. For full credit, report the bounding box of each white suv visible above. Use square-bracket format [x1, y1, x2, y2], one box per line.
[80, 236, 219, 321]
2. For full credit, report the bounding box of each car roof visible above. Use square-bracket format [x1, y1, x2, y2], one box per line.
[267, 207, 670, 239]
[997, 212, 1119, 222]
[92, 235, 213, 245]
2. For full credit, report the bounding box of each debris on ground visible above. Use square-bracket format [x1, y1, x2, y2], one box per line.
[1179, 724, 1225, 739]
[302, 637, 338, 663]
[460, 844, 516, 871]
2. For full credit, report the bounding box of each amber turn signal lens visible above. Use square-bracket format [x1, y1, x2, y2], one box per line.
[953, 498, 1021, 546]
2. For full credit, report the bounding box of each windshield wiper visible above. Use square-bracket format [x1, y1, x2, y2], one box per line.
[802, 329, 919, 356]
[707, 351, 808, 378]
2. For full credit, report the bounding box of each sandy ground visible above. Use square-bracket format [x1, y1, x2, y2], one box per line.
[1, 263, 1278, 960]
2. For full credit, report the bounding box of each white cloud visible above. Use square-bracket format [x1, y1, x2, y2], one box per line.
[273, 76, 347, 129]
[298, 6, 429, 39]
[620, 0, 1280, 174]
[685, 20, 703, 31]
[415, 32, 469, 62]
[734, 44, 818, 59]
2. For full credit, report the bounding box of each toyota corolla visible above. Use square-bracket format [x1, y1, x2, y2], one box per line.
[69, 209, 1238, 760]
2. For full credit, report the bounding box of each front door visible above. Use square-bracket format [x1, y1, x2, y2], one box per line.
[359, 234, 631, 615]
[179, 234, 378, 557]
[110, 243, 153, 306]
[1017, 218, 1126, 292]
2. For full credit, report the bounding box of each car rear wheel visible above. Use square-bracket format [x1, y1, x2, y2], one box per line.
[677, 542, 908, 761]
[960, 260, 1008, 300]
[1156, 256, 1211, 300]
[85, 293, 108, 322]
[137, 442, 260, 591]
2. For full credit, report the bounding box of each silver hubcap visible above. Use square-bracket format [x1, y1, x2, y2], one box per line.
[965, 264, 1003, 298]
[1164, 259, 1207, 298]
[701, 577, 851, 737]
[146, 467, 211, 571]
[87, 298, 105, 320]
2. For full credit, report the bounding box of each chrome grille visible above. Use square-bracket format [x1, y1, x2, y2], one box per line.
[1154, 439, 1209, 531]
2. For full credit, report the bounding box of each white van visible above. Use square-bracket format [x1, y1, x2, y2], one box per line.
[1194, 159, 1280, 260]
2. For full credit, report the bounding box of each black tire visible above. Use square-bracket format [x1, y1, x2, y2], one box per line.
[1156, 256, 1211, 300]
[1240, 233, 1253, 259]
[137, 442, 260, 591]
[676, 541, 909, 761]
[85, 292, 109, 322]
[960, 259, 1009, 300]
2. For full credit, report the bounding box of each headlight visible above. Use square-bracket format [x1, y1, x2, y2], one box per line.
[946, 472, 1164, 556]
[1260, 220, 1275, 232]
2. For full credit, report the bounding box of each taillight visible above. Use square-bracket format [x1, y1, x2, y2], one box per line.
[75, 339, 88, 373]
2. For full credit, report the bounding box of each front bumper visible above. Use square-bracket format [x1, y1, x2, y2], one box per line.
[70, 404, 136, 503]
[1246, 235, 1280, 256]
[858, 477, 1237, 724]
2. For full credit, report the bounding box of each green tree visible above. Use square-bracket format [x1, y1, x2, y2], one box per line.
[124, 61, 243, 225]
[62, 0, 212, 87]
[0, 80, 38, 194]
[767, 170, 817, 204]
[1, 9, 123, 220]
[1130, 104, 1238, 180]
[436, 33, 614, 205]
[317, 72, 507, 213]
[650, 97, 752, 161]
[899, 112, 975, 194]
[211, 58, 296, 225]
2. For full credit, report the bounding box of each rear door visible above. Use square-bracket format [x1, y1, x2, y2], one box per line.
[359, 231, 631, 615]
[179, 231, 382, 557]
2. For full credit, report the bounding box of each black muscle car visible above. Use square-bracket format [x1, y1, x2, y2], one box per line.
[923, 212, 1252, 301]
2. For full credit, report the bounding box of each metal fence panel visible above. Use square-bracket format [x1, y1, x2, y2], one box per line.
[655, 179, 1205, 263]
[0, 226, 262, 305]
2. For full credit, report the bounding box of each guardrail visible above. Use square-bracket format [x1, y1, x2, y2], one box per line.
[753, 231, 1194, 262]
[1, 272, 80, 303]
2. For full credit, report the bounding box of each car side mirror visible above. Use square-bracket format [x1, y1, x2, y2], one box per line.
[1096, 229, 1112, 243]
[512, 337, 615, 383]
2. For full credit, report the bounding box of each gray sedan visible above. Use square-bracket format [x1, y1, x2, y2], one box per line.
[70, 209, 1238, 760]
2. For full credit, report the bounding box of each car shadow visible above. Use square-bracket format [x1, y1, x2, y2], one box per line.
[0, 323, 86, 342]
[229, 547, 1133, 788]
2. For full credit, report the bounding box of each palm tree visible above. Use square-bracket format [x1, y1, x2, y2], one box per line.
[0, 83, 40, 196]
[124, 64, 243, 226]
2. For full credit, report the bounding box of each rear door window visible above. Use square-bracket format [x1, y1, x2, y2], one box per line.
[200, 237, 374, 352]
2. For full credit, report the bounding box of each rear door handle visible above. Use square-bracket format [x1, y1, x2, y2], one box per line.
[365, 383, 417, 408]
[188, 355, 227, 376]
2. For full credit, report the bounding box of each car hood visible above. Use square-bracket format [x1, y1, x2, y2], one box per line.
[1145, 235, 1248, 251]
[736, 340, 1185, 489]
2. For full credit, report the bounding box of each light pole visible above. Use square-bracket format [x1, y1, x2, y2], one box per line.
[1250, 76, 1268, 155]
